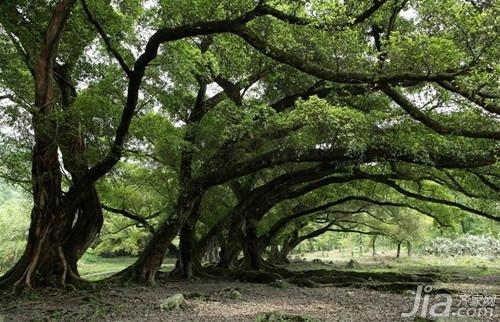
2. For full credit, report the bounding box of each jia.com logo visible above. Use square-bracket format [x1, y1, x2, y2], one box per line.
[402, 285, 497, 318]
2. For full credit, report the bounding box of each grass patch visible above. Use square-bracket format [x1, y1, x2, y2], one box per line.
[78, 256, 176, 280]
[286, 251, 500, 280]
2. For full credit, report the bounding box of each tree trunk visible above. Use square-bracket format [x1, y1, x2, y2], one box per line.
[396, 240, 402, 258]
[274, 241, 293, 264]
[0, 9, 103, 289]
[193, 219, 223, 266]
[371, 235, 377, 257]
[0, 24, 71, 289]
[218, 244, 241, 269]
[218, 217, 244, 269]
[178, 223, 198, 279]
[0, 101, 67, 290]
[241, 224, 264, 270]
[407, 241, 412, 257]
[45, 64, 103, 281]
[113, 189, 201, 285]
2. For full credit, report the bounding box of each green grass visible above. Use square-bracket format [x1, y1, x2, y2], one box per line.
[78, 256, 176, 280]
[76, 251, 500, 282]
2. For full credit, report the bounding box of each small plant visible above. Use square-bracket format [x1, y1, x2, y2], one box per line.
[160, 294, 188, 311]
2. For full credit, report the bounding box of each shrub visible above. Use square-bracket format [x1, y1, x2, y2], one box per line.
[424, 235, 500, 257]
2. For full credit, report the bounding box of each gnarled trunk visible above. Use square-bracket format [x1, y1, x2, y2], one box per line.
[0, 63, 103, 293]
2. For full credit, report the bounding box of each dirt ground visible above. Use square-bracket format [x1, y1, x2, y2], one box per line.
[1, 279, 499, 322]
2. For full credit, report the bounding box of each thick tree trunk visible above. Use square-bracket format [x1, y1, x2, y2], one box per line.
[204, 240, 219, 264]
[56, 187, 102, 280]
[0, 33, 70, 290]
[0, 6, 103, 289]
[195, 220, 225, 267]
[114, 222, 179, 285]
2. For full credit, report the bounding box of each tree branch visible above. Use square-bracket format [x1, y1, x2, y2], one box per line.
[233, 26, 460, 85]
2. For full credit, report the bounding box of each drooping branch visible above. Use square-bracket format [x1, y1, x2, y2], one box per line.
[265, 194, 448, 243]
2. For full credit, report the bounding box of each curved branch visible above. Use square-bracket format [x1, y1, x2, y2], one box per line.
[233, 26, 460, 85]
[65, 4, 273, 201]
[364, 173, 500, 221]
